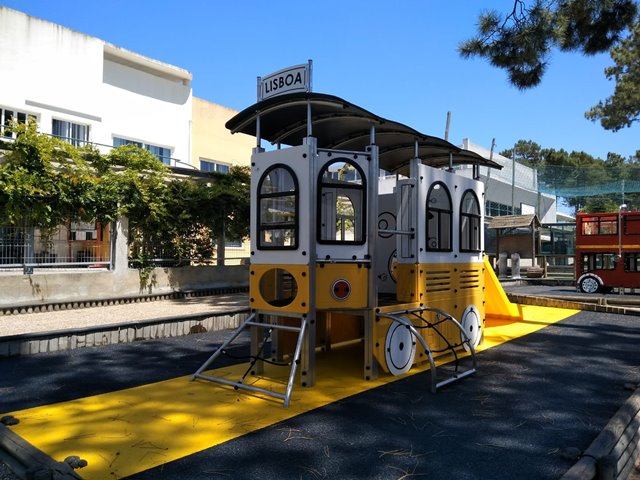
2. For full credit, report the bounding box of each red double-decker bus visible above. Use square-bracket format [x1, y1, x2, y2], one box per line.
[576, 210, 640, 293]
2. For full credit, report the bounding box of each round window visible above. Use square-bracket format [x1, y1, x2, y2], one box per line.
[259, 268, 298, 307]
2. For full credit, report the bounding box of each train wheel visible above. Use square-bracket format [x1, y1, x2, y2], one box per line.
[384, 320, 416, 375]
[460, 305, 482, 352]
[579, 275, 601, 294]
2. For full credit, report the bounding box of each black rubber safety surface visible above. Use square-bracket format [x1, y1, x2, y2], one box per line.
[1, 311, 639, 479]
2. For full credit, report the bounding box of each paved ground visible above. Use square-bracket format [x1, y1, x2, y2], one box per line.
[1, 302, 639, 479]
[1, 286, 639, 478]
[0, 463, 15, 480]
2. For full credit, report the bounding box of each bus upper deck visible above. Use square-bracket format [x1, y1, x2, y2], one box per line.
[576, 210, 640, 293]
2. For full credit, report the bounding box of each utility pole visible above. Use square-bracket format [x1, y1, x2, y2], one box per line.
[511, 142, 516, 215]
[444, 111, 451, 141]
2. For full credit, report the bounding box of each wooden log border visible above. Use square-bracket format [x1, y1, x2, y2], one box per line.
[0, 423, 84, 479]
[562, 387, 640, 480]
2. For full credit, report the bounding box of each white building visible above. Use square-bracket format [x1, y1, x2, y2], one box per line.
[458, 138, 558, 223]
[0, 6, 192, 166]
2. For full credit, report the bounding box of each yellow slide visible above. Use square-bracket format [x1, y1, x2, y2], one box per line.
[483, 256, 523, 320]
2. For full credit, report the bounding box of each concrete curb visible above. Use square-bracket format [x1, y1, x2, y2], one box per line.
[0, 309, 249, 358]
[0, 287, 248, 316]
[506, 293, 640, 317]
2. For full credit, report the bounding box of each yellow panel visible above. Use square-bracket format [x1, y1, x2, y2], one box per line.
[315, 263, 369, 309]
[249, 264, 310, 314]
[4, 304, 579, 480]
[395, 264, 417, 303]
[416, 262, 486, 353]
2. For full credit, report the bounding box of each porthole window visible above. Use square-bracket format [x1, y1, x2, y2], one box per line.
[426, 182, 452, 251]
[259, 268, 298, 307]
[257, 164, 298, 250]
[460, 190, 481, 252]
[317, 159, 366, 244]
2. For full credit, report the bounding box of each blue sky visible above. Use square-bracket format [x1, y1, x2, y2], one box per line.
[4, 0, 638, 160]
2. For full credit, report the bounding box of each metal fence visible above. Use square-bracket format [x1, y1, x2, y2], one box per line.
[127, 229, 249, 268]
[0, 223, 112, 273]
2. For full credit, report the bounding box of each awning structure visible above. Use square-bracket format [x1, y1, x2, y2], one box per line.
[488, 214, 541, 230]
[225, 92, 502, 175]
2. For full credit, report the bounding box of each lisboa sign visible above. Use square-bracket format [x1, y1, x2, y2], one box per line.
[258, 60, 312, 101]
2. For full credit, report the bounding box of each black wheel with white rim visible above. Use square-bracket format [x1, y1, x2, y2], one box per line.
[578, 275, 601, 294]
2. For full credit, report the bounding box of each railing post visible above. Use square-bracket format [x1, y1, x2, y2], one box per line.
[112, 217, 129, 274]
[22, 224, 34, 275]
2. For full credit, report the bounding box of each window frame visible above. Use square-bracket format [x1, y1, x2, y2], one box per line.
[200, 159, 230, 174]
[1, 107, 37, 138]
[582, 252, 618, 272]
[53, 118, 90, 147]
[257, 164, 299, 251]
[316, 158, 367, 246]
[624, 252, 640, 272]
[580, 215, 618, 236]
[113, 136, 172, 165]
[459, 189, 482, 253]
[425, 181, 453, 252]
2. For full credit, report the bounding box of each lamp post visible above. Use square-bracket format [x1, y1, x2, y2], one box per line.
[619, 203, 627, 259]
[619, 204, 627, 296]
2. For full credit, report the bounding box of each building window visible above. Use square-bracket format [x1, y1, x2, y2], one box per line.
[257, 164, 298, 250]
[200, 159, 230, 173]
[113, 137, 171, 165]
[317, 159, 366, 244]
[460, 190, 481, 252]
[426, 182, 452, 251]
[1, 108, 37, 138]
[53, 119, 89, 147]
[485, 200, 521, 217]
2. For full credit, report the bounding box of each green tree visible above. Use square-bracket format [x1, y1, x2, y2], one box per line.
[0, 121, 102, 229]
[585, 22, 640, 130]
[582, 195, 620, 212]
[621, 149, 640, 209]
[499, 139, 544, 168]
[0, 126, 251, 268]
[460, 1, 639, 129]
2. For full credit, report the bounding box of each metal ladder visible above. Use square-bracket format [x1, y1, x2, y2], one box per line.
[190, 313, 308, 407]
[377, 306, 477, 392]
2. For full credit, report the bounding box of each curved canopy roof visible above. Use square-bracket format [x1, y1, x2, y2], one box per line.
[225, 92, 501, 174]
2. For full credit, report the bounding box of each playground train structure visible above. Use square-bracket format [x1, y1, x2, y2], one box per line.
[192, 88, 516, 407]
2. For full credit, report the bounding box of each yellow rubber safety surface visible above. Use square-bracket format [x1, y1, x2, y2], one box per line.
[4, 304, 578, 480]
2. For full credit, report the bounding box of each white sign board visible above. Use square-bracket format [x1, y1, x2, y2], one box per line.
[258, 61, 312, 101]
[521, 203, 536, 215]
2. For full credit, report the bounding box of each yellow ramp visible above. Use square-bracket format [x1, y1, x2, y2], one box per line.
[4, 304, 578, 480]
[484, 256, 522, 320]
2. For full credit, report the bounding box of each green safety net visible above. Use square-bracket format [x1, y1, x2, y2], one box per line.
[533, 163, 640, 203]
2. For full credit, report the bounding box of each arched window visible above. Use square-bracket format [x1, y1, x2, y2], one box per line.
[317, 159, 366, 244]
[460, 190, 481, 252]
[426, 182, 452, 251]
[257, 164, 298, 250]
